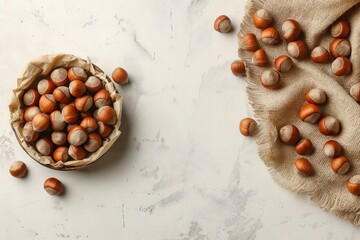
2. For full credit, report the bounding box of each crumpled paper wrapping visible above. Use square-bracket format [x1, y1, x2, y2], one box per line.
[9, 54, 123, 170]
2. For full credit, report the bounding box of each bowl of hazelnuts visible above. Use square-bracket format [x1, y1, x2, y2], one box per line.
[9, 54, 123, 170]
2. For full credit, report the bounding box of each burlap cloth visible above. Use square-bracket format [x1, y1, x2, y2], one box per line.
[238, 0, 360, 225]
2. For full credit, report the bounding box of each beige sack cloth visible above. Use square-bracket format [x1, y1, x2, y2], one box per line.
[238, 0, 360, 225]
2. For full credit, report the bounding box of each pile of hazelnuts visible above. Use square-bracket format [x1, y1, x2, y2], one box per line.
[214, 10, 360, 196]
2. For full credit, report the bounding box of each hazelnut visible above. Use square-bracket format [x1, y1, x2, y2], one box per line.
[279, 124, 300, 145]
[347, 175, 360, 195]
[112, 67, 129, 84]
[22, 121, 39, 143]
[53, 146, 69, 162]
[68, 67, 87, 82]
[281, 19, 301, 42]
[295, 139, 313, 155]
[305, 89, 326, 105]
[213, 15, 232, 33]
[330, 39, 351, 58]
[61, 104, 78, 124]
[331, 156, 350, 175]
[39, 94, 58, 114]
[69, 80, 86, 97]
[37, 79, 55, 95]
[274, 55, 293, 73]
[323, 140, 342, 158]
[80, 116, 98, 133]
[94, 89, 112, 108]
[252, 9, 272, 29]
[331, 19, 350, 38]
[67, 125, 88, 146]
[23, 88, 40, 106]
[44, 177, 64, 196]
[287, 40, 308, 59]
[239, 118, 257, 136]
[75, 95, 93, 112]
[23, 106, 41, 122]
[299, 103, 321, 123]
[311, 46, 330, 63]
[85, 76, 102, 93]
[98, 121, 113, 138]
[294, 158, 313, 176]
[32, 113, 50, 132]
[239, 33, 259, 52]
[84, 133, 102, 152]
[318, 116, 340, 136]
[261, 27, 280, 45]
[68, 145, 88, 160]
[252, 49, 268, 67]
[53, 86, 71, 104]
[9, 161, 27, 178]
[50, 68, 68, 86]
[51, 131, 67, 146]
[332, 57, 352, 76]
[350, 83, 360, 102]
[50, 110, 66, 131]
[260, 69, 280, 89]
[231, 60, 246, 76]
[35, 136, 54, 156]
[97, 106, 117, 125]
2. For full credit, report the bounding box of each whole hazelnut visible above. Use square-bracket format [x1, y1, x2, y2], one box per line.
[44, 177, 64, 196]
[9, 161, 27, 178]
[39, 94, 58, 114]
[261, 27, 280, 45]
[332, 57, 352, 76]
[98, 121, 113, 138]
[350, 83, 360, 102]
[112, 67, 129, 84]
[51, 131, 67, 146]
[274, 55, 293, 73]
[94, 89, 112, 108]
[252, 9, 272, 29]
[287, 40, 308, 59]
[53, 146, 69, 162]
[239, 33, 259, 52]
[318, 116, 340, 136]
[330, 39, 351, 58]
[84, 132, 102, 152]
[239, 118, 257, 136]
[231, 60, 246, 76]
[260, 69, 280, 89]
[331, 19, 350, 38]
[61, 104, 78, 124]
[22, 121, 39, 143]
[295, 139, 313, 155]
[252, 49, 268, 67]
[37, 79, 55, 95]
[32, 113, 50, 132]
[23, 88, 40, 106]
[69, 80, 86, 98]
[75, 95, 93, 112]
[85, 76, 102, 93]
[50, 110, 66, 131]
[80, 116, 98, 133]
[331, 156, 350, 175]
[97, 106, 117, 125]
[53, 86, 71, 104]
[67, 125, 88, 146]
[311, 46, 330, 63]
[50, 68, 68, 86]
[347, 175, 360, 195]
[305, 89, 326, 105]
[323, 140, 342, 158]
[23, 106, 41, 122]
[299, 103, 321, 123]
[35, 136, 54, 156]
[68, 67, 87, 82]
[279, 124, 300, 145]
[281, 19, 301, 42]
[213, 15, 232, 33]
[294, 158, 313, 176]
[68, 145, 88, 160]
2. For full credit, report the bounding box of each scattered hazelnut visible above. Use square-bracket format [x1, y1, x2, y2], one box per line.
[260, 69, 280, 89]
[287, 40, 308, 59]
[9, 161, 27, 178]
[274, 55, 293, 73]
[305, 89, 327, 105]
[39, 94, 58, 114]
[214, 15, 232, 33]
[252, 9, 272, 29]
[239, 33, 259, 52]
[261, 27, 280, 45]
[53, 146, 69, 162]
[350, 83, 360, 102]
[85, 76, 102, 93]
[37, 79, 56, 95]
[44, 177, 64, 196]
[281, 19, 301, 42]
[295, 139, 313, 155]
[75, 95, 93, 112]
[94, 89, 112, 108]
[97, 106, 117, 125]
[347, 175, 360, 195]
[239, 118, 257, 136]
[23, 106, 41, 122]
[68, 145, 88, 160]
[252, 49, 268, 67]
[69, 80, 86, 97]
[330, 39, 351, 58]
[323, 140, 342, 158]
[80, 116, 98, 133]
[61, 104, 78, 124]
[318, 116, 340, 136]
[98, 121, 113, 138]
[68, 67, 87, 82]
[32, 113, 50, 132]
[84, 133, 102, 153]
[67, 125, 88, 146]
[231, 60, 246, 76]
[294, 158, 313, 176]
[299, 103, 321, 123]
[50, 68, 68, 86]
[279, 124, 300, 145]
[331, 156, 350, 175]
[50, 110, 66, 131]
[311, 46, 330, 63]
[332, 57, 352, 76]
[22, 121, 39, 143]
[51, 131, 67, 146]
[112, 67, 129, 84]
[53, 86, 71, 104]
[35, 136, 54, 156]
[23, 88, 40, 106]
[331, 19, 350, 38]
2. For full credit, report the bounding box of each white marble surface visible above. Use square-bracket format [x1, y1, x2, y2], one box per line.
[1, 0, 360, 239]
